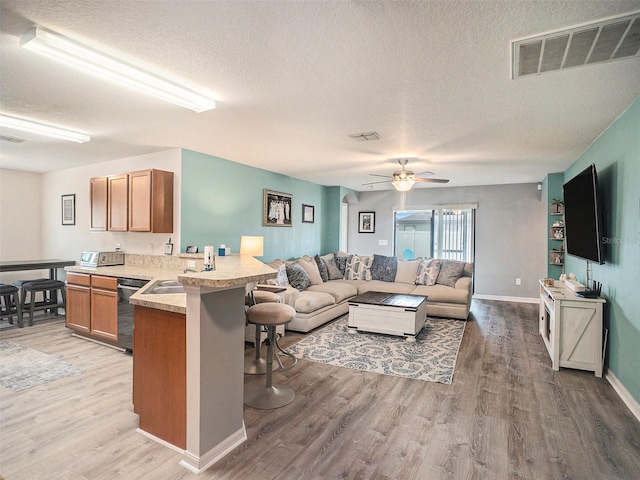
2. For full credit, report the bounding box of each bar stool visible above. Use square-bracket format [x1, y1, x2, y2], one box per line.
[20, 280, 66, 326]
[245, 290, 282, 375]
[0, 284, 23, 328]
[244, 302, 296, 409]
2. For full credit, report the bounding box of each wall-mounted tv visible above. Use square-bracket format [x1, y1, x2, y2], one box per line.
[562, 164, 604, 264]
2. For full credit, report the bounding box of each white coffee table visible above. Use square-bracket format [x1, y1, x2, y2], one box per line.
[348, 291, 428, 342]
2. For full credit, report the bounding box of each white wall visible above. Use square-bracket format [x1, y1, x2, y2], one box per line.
[41, 149, 182, 265]
[0, 169, 44, 283]
[347, 183, 547, 299]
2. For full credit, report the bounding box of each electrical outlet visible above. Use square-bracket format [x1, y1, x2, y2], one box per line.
[515, 278, 522, 286]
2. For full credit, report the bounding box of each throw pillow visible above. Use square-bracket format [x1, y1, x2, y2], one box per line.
[344, 254, 373, 281]
[297, 257, 323, 285]
[436, 259, 466, 287]
[285, 262, 311, 291]
[314, 254, 329, 282]
[370, 254, 397, 282]
[394, 259, 421, 284]
[267, 259, 288, 286]
[320, 253, 343, 280]
[335, 255, 348, 276]
[415, 258, 441, 286]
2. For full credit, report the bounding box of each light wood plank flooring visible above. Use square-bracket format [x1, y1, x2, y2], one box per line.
[1, 300, 639, 479]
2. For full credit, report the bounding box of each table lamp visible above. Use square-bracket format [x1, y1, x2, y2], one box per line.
[240, 236, 264, 257]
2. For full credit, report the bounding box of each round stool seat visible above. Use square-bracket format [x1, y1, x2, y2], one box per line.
[246, 303, 295, 327]
[245, 290, 281, 306]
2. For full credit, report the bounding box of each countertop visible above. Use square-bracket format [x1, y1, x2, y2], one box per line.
[65, 255, 276, 315]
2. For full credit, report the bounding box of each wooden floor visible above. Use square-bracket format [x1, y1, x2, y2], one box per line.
[1, 300, 639, 480]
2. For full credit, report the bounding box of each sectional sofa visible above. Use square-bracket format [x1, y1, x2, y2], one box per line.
[266, 253, 473, 333]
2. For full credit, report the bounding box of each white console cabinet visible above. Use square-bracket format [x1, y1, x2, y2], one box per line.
[539, 280, 606, 377]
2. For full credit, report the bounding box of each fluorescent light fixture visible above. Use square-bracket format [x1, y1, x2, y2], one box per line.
[0, 113, 90, 143]
[21, 26, 216, 113]
[392, 177, 415, 192]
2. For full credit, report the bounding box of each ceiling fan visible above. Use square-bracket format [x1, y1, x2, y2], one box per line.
[363, 158, 449, 191]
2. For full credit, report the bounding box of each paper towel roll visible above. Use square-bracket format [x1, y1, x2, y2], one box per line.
[204, 245, 214, 266]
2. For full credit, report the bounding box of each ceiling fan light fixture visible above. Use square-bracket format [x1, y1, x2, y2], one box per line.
[0, 113, 90, 143]
[20, 26, 217, 113]
[392, 177, 415, 192]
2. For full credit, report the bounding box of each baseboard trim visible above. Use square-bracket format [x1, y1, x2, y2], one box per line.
[179, 424, 247, 474]
[605, 370, 640, 423]
[472, 294, 538, 304]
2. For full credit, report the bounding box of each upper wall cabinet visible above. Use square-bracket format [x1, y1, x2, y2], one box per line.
[90, 177, 108, 231]
[90, 169, 174, 233]
[128, 169, 174, 233]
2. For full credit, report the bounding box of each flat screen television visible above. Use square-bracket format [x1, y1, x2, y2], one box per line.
[562, 164, 604, 264]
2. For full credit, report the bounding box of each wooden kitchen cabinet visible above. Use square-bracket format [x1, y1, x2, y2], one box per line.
[66, 272, 91, 332]
[89, 177, 108, 231]
[133, 306, 186, 449]
[128, 169, 174, 233]
[107, 173, 129, 232]
[90, 275, 118, 342]
[66, 273, 119, 345]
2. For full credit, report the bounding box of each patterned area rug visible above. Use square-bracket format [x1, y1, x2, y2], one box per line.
[0, 341, 83, 392]
[287, 316, 466, 384]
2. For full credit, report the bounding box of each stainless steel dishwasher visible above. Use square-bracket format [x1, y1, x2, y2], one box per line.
[117, 277, 148, 352]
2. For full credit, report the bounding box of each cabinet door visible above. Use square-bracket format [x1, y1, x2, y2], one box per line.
[66, 284, 91, 332]
[108, 174, 128, 231]
[128, 170, 152, 232]
[90, 177, 108, 231]
[90, 274, 118, 342]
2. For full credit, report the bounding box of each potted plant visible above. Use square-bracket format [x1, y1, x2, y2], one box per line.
[550, 198, 564, 214]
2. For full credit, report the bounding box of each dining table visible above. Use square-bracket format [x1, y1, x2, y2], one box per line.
[0, 259, 76, 280]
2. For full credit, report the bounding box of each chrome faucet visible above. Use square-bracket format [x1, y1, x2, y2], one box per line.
[183, 268, 197, 273]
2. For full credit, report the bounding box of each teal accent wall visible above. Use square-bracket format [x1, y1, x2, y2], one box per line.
[180, 149, 341, 261]
[563, 97, 640, 403]
[542, 173, 565, 278]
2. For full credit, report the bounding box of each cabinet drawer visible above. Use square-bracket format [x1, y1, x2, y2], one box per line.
[67, 272, 91, 287]
[91, 275, 118, 290]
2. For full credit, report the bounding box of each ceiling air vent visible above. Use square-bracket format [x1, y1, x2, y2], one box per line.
[512, 11, 640, 78]
[348, 131, 381, 142]
[0, 134, 26, 143]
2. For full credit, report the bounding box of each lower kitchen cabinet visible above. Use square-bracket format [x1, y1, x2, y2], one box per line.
[133, 306, 186, 449]
[66, 272, 119, 345]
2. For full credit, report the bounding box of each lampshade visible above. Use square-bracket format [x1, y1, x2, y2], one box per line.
[392, 177, 415, 192]
[240, 236, 264, 257]
[20, 26, 216, 113]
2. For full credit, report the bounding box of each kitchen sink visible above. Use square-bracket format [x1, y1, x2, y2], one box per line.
[142, 279, 185, 295]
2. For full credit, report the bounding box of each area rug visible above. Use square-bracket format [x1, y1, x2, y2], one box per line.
[0, 341, 83, 392]
[286, 316, 466, 384]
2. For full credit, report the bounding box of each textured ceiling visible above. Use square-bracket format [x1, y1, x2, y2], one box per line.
[1, 0, 639, 191]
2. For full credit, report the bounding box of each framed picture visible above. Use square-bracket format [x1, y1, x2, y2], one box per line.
[358, 211, 375, 233]
[263, 189, 293, 227]
[302, 204, 315, 223]
[61, 194, 75, 225]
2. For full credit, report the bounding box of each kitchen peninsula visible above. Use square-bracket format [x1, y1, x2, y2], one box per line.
[130, 255, 276, 474]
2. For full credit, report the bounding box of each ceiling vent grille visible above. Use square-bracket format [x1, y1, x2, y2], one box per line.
[512, 11, 640, 78]
[0, 134, 26, 143]
[348, 131, 381, 142]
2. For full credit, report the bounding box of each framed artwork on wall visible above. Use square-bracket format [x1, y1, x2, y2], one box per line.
[61, 194, 76, 225]
[302, 204, 314, 223]
[263, 189, 293, 227]
[358, 211, 375, 233]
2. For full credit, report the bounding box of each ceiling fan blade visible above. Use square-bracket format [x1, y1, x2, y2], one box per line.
[362, 180, 391, 186]
[414, 177, 449, 184]
[417, 170, 435, 176]
[369, 174, 392, 178]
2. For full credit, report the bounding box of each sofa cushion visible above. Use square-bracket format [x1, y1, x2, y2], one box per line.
[415, 258, 441, 286]
[294, 291, 336, 314]
[357, 280, 416, 295]
[314, 254, 329, 282]
[286, 262, 311, 291]
[307, 281, 358, 303]
[297, 257, 323, 285]
[411, 281, 471, 304]
[436, 259, 466, 287]
[344, 254, 372, 280]
[370, 254, 397, 282]
[267, 259, 289, 286]
[320, 253, 343, 280]
[395, 259, 421, 284]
